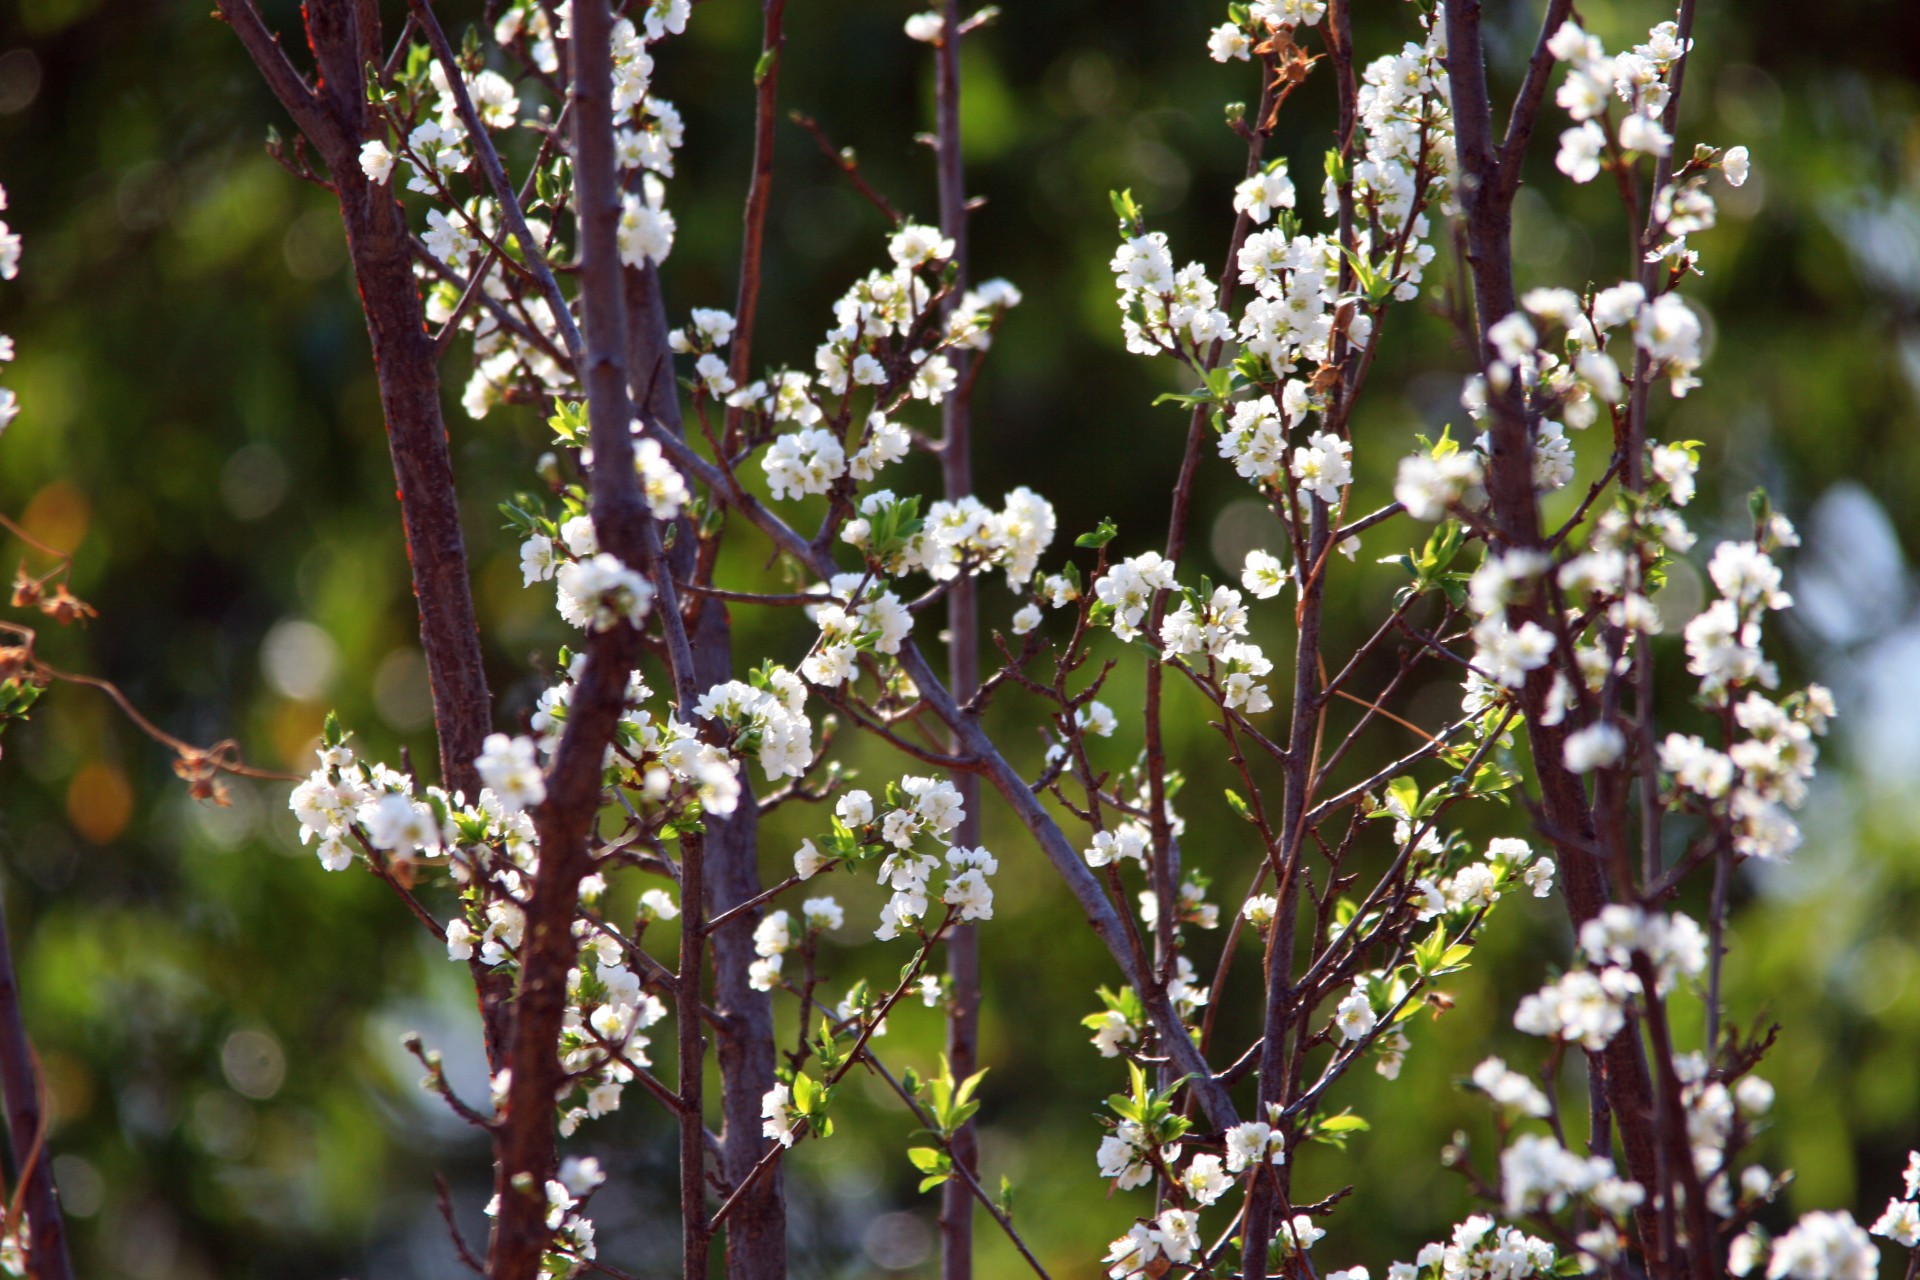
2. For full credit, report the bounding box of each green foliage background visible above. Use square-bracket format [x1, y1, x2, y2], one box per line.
[0, 0, 1918, 1276]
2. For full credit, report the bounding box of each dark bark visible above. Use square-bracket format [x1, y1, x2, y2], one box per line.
[1442, 0, 1669, 1267]
[492, 3, 700, 1273]
[214, 0, 510, 1070]
[934, 3, 981, 1275]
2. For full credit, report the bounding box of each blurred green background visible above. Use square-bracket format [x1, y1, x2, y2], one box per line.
[1, 0, 1919, 1275]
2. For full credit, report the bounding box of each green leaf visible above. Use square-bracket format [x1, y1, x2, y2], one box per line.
[907, 1146, 950, 1174]
[1224, 788, 1255, 823]
[1075, 519, 1118, 549]
[1386, 776, 1420, 819]
[1306, 1109, 1371, 1148]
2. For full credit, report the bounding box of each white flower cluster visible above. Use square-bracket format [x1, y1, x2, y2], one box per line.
[1500, 1132, 1640, 1220]
[1512, 966, 1641, 1052]
[1386, 1215, 1559, 1280]
[1470, 1056, 1550, 1118]
[745, 897, 843, 992]
[761, 1080, 799, 1148]
[693, 671, 815, 781]
[1394, 443, 1486, 521]
[1235, 231, 1373, 380]
[740, 225, 1018, 507]
[532, 659, 746, 819]
[1547, 19, 1748, 275]
[1509, 906, 1707, 1051]
[1093, 552, 1178, 642]
[520, 516, 638, 630]
[401, 4, 691, 418]
[1746, 1211, 1879, 1280]
[844, 488, 1058, 588]
[1084, 821, 1150, 869]
[1412, 836, 1554, 922]
[0, 185, 19, 436]
[1103, 1207, 1201, 1280]
[866, 777, 996, 940]
[1548, 19, 1686, 172]
[1340, 10, 1454, 293]
[292, 740, 457, 870]
[800, 574, 913, 687]
[1870, 1151, 1920, 1249]
[1465, 549, 1556, 690]
[1207, 1, 1325, 65]
[1110, 231, 1231, 355]
[557, 935, 670, 1133]
[475, 732, 547, 813]
[1160, 584, 1275, 712]
[1668, 536, 1831, 861]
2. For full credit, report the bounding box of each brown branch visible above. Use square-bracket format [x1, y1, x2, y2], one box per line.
[489, 2, 702, 1274]
[435, 1174, 486, 1275]
[211, 0, 340, 152]
[789, 111, 902, 227]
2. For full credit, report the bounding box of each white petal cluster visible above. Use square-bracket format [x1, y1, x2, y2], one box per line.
[694, 672, 814, 780]
[1513, 966, 1642, 1051]
[1094, 552, 1179, 641]
[1224, 1119, 1288, 1172]
[1872, 1158, 1920, 1247]
[801, 574, 913, 687]
[0, 188, 22, 433]
[557, 552, 654, 632]
[763, 426, 845, 500]
[1339, 13, 1453, 298]
[1766, 1212, 1877, 1280]
[1470, 1057, 1550, 1118]
[1103, 1207, 1201, 1280]
[475, 733, 546, 815]
[1390, 1216, 1557, 1280]
[1234, 163, 1296, 224]
[1395, 447, 1485, 521]
[748, 910, 792, 991]
[1085, 821, 1150, 869]
[1549, 19, 1689, 174]
[1500, 1133, 1624, 1217]
[866, 776, 995, 940]
[761, 1082, 799, 1147]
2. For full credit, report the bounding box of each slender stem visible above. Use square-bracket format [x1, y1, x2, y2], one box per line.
[0, 891, 69, 1280]
[862, 1049, 1051, 1279]
[724, 0, 791, 448]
